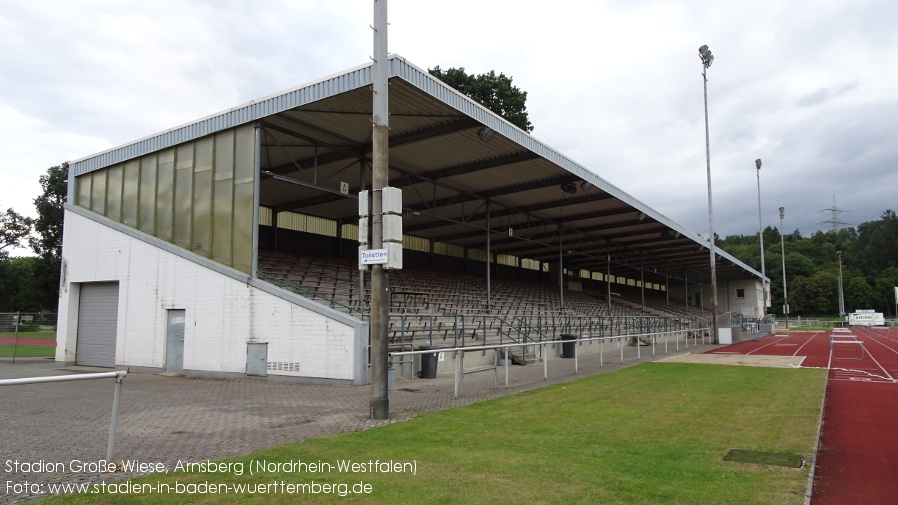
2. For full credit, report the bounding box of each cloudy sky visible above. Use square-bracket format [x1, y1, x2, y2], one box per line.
[2, 0, 896, 255]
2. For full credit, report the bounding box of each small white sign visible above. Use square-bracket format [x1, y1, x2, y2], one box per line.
[438, 352, 445, 362]
[508, 227, 513, 236]
[340, 181, 349, 194]
[360, 249, 388, 265]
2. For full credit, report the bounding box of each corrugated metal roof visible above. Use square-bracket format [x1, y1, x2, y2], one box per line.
[69, 54, 763, 285]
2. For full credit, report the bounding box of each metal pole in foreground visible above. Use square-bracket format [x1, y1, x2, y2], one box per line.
[699, 44, 719, 344]
[106, 373, 125, 461]
[755, 159, 767, 319]
[12, 311, 20, 362]
[369, 0, 390, 420]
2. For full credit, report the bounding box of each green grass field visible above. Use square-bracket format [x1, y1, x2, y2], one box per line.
[0, 330, 56, 357]
[0, 345, 55, 358]
[39, 362, 825, 505]
[0, 330, 56, 358]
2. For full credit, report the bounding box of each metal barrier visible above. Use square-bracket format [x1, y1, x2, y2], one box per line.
[391, 328, 707, 398]
[0, 371, 127, 461]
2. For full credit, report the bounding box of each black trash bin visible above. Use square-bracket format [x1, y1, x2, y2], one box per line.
[560, 333, 577, 358]
[417, 346, 438, 379]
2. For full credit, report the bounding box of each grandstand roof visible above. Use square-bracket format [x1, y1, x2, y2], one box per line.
[69, 55, 763, 287]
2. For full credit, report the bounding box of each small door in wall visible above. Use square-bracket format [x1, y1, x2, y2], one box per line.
[246, 342, 268, 376]
[165, 309, 186, 373]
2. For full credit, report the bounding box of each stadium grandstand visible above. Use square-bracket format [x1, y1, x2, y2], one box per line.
[55, 55, 765, 385]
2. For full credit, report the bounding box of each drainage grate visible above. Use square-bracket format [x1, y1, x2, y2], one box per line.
[723, 449, 804, 468]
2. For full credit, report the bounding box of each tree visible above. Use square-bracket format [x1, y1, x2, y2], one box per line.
[846, 276, 874, 311]
[873, 266, 898, 316]
[0, 257, 44, 312]
[852, 209, 898, 274]
[0, 207, 33, 259]
[28, 163, 68, 311]
[789, 271, 837, 315]
[428, 66, 534, 132]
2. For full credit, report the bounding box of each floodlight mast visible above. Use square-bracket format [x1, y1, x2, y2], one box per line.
[779, 207, 789, 334]
[699, 44, 719, 344]
[837, 250, 845, 318]
[756, 159, 767, 320]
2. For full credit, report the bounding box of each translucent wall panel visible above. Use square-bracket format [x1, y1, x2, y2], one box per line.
[278, 211, 336, 236]
[174, 144, 194, 249]
[106, 164, 123, 222]
[403, 235, 430, 253]
[75, 175, 91, 209]
[231, 124, 255, 273]
[122, 160, 140, 228]
[156, 149, 175, 242]
[90, 170, 106, 214]
[138, 155, 157, 234]
[70, 125, 256, 274]
[192, 136, 214, 256]
[212, 178, 233, 265]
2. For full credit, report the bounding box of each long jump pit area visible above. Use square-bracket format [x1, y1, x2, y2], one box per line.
[681, 327, 898, 505]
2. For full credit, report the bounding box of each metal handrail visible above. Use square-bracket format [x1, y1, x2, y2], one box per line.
[1, 371, 127, 461]
[391, 327, 709, 398]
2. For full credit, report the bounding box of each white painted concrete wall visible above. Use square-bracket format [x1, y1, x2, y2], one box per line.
[726, 279, 764, 320]
[56, 210, 357, 381]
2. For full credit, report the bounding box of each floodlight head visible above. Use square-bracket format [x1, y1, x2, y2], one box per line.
[698, 45, 714, 68]
[779, 207, 785, 219]
[560, 182, 577, 195]
[636, 211, 646, 221]
[755, 159, 762, 170]
[581, 181, 592, 191]
[477, 126, 495, 142]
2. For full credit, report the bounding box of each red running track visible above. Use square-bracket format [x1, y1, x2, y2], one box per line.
[708, 328, 898, 504]
[0, 337, 55, 347]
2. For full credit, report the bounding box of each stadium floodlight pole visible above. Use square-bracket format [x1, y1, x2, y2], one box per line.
[779, 207, 788, 334]
[837, 250, 845, 319]
[369, 0, 390, 420]
[755, 158, 767, 320]
[699, 44, 719, 344]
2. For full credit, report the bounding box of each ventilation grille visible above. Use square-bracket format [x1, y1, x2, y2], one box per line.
[267, 362, 301, 372]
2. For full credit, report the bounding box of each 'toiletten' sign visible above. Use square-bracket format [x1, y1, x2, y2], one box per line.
[360, 249, 388, 265]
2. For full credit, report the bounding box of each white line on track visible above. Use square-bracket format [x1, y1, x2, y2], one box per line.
[850, 328, 897, 382]
[793, 332, 822, 357]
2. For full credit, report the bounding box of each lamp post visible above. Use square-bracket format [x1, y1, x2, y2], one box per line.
[837, 250, 845, 319]
[699, 44, 719, 343]
[779, 207, 788, 333]
[756, 159, 767, 320]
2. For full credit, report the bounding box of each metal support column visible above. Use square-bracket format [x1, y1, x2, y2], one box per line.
[486, 201, 491, 311]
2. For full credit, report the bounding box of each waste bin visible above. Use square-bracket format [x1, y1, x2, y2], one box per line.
[559, 333, 577, 358]
[417, 346, 438, 379]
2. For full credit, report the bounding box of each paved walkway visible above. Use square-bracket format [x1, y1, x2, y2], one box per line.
[1, 337, 716, 504]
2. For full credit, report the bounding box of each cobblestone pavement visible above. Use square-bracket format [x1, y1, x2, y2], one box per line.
[1, 338, 717, 503]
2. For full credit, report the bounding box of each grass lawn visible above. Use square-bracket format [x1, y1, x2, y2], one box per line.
[41, 363, 825, 505]
[0, 345, 55, 357]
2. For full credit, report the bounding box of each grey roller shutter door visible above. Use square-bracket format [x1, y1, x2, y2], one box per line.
[75, 282, 120, 367]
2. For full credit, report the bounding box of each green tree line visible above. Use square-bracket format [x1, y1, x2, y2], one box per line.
[717, 210, 898, 318]
[0, 164, 67, 312]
